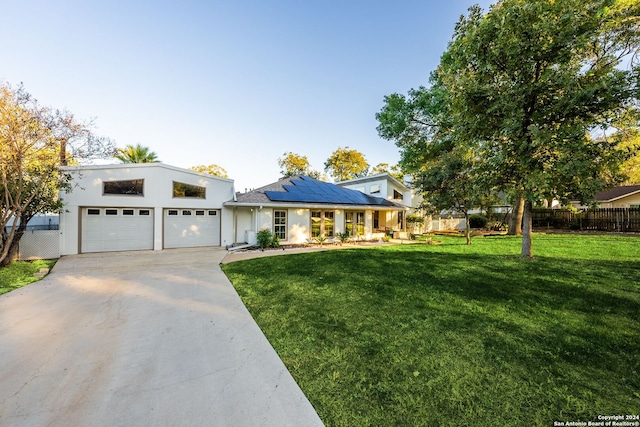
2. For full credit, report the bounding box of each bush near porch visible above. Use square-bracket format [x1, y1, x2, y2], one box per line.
[222, 234, 640, 427]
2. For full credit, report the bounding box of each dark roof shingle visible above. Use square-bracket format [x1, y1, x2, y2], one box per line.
[595, 185, 640, 202]
[232, 176, 405, 208]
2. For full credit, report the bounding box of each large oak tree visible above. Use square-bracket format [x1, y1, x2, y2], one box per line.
[380, 0, 639, 257]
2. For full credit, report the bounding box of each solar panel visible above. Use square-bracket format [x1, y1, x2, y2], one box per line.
[264, 176, 397, 206]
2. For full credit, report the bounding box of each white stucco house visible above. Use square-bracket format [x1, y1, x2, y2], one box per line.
[224, 175, 409, 245]
[57, 164, 409, 255]
[59, 163, 235, 255]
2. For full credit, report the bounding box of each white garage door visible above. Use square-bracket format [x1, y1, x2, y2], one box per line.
[164, 209, 221, 248]
[81, 208, 154, 253]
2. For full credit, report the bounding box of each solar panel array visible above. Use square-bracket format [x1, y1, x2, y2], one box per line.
[264, 176, 397, 206]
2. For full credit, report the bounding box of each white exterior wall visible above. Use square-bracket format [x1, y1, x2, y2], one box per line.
[59, 163, 235, 255]
[288, 208, 310, 244]
[256, 208, 273, 232]
[334, 210, 345, 235]
[604, 193, 640, 208]
[233, 207, 254, 244]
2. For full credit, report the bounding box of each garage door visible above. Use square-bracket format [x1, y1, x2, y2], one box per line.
[81, 208, 154, 253]
[164, 209, 221, 248]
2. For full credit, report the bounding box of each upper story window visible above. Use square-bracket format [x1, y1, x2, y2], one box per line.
[103, 179, 144, 196]
[393, 189, 403, 200]
[173, 181, 206, 199]
[370, 184, 381, 194]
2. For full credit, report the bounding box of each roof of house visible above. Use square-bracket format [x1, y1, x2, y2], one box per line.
[61, 162, 234, 183]
[595, 185, 640, 202]
[227, 176, 407, 209]
[336, 172, 410, 191]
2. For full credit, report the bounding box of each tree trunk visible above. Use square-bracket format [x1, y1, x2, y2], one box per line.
[0, 214, 30, 267]
[464, 213, 471, 245]
[521, 200, 533, 257]
[0, 231, 20, 267]
[0, 237, 21, 267]
[507, 197, 525, 235]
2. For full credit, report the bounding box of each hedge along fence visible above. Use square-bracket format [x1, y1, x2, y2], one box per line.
[532, 208, 640, 232]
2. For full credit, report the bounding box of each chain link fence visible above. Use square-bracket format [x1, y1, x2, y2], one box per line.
[5, 225, 60, 260]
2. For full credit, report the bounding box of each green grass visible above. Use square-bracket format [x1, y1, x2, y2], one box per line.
[0, 259, 56, 295]
[222, 234, 640, 427]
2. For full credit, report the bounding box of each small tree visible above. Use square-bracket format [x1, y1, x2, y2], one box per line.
[324, 147, 369, 181]
[371, 163, 405, 181]
[114, 144, 158, 163]
[190, 164, 228, 178]
[0, 82, 113, 266]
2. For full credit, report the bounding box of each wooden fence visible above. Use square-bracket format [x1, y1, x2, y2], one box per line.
[532, 208, 640, 232]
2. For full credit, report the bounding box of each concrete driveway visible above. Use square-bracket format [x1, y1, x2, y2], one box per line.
[0, 248, 324, 427]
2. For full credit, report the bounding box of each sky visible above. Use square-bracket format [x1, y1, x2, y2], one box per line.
[1, 0, 495, 192]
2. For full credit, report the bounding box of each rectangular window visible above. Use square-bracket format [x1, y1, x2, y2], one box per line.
[398, 211, 405, 229]
[168, 210, 178, 216]
[373, 211, 379, 229]
[393, 189, 403, 200]
[139, 210, 150, 216]
[311, 211, 334, 238]
[103, 179, 144, 196]
[182, 210, 192, 216]
[274, 210, 287, 240]
[105, 209, 118, 215]
[122, 209, 134, 215]
[345, 211, 365, 236]
[370, 184, 381, 194]
[87, 208, 100, 215]
[173, 181, 206, 199]
[311, 211, 322, 238]
[208, 211, 217, 216]
[324, 211, 335, 237]
[356, 212, 365, 235]
[195, 210, 205, 216]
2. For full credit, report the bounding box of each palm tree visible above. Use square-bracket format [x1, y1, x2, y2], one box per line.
[114, 144, 159, 163]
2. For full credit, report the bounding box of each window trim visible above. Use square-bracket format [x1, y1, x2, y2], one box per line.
[274, 210, 287, 240]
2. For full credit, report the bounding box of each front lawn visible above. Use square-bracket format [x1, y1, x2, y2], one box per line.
[0, 259, 56, 296]
[222, 234, 640, 427]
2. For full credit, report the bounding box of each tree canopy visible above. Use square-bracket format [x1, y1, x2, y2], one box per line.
[114, 144, 158, 163]
[190, 164, 229, 178]
[378, 0, 640, 257]
[324, 147, 369, 181]
[0, 82, 113, 266]
[277, 151, 323, 179]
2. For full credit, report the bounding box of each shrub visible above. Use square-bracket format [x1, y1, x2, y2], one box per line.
[257, 229, 273, 249]
[271, 234, 280, 248]
[337, 232, 350, 244]
[469, 214, 488, 229]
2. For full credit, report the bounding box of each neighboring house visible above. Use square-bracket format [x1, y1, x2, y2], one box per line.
[224, 175, 408, 245]
[593, 185, 640, 208]
[569, 185, 640, 209]
[336, 173, 428, 233]
[59, 163, 235, 255]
